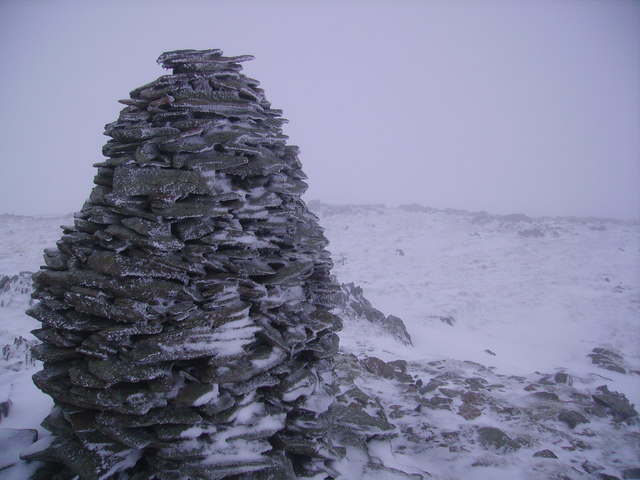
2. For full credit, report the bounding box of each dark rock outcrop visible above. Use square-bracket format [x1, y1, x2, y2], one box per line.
[592, 385, 638, 421]
[0, 272, 34, 308]
[476, 426, 520, 451]
[533, 449, 558, 459]
[0, 428, 38, 471]
[338, 282, 412, 346]
[23, 49, 390, 480]
[588, 347, 628, 374]
[557, 409, 590, 429]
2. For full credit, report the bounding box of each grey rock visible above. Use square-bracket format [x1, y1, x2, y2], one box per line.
[592, 385, 638, 419]
[86, 250, 199, 282]
[31, 344, 81, 363]
[558, 409, 590, 429]
[339, 282, 413, 345]
[589, 348, 627, 374]
[327, 403, 395, 435]
[439, 387, 461, 397]
[477, 426, 520, 451]
[582, 460, 604, 473]
[27, 48, 405, 480]
[96, 406, 203, 428]
[362, 356, 408, 381]
[554, 372, 573, 385]
[623, 468, 640, 479]
[87, 360, 171, 384]
[388, 359, 408, 373]
[519, 227, 545, 238]
[421, 396, 453, 410]
[0, 428, 38, 470]
[533, 449, 558, 459]
[461, 391, 486, 405]
[458, 403, 482, 420]
[0, 272, 35, 307]
[530, 391, 561, 402]
[337, 387, 371, 406]
[438, 315, 455, 326]
[363, 463, 424, 479]
[23, 434, 138, 480]
[464, 377, 489, 390]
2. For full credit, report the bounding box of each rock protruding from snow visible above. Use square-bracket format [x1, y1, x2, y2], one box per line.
[588, 347, 630, 374]
[0, 272, 34, 309]
[0, 428, 38, 470]
[23, 49, 380, 480]
[592, 385, 639, 421]
[338, 355, 639, 480]
[338, 282, 413, 346]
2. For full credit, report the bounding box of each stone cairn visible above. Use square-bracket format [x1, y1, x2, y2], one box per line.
[24, 49, 351, 480]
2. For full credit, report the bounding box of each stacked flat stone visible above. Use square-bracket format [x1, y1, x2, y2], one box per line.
[26, 49, 344, 480]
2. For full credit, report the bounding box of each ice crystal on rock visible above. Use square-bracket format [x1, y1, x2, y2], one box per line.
[24, 49, 393, 479]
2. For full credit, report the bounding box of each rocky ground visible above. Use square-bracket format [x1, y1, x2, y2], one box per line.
[332, 351, 639, 480]
[0, 208, 639, 479]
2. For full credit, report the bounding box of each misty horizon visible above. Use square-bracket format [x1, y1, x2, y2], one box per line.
[1, 0, 638, 221]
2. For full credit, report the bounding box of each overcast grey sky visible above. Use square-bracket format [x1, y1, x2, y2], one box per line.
[1, 0, 638, 219]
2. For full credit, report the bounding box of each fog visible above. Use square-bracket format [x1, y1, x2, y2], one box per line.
[1, 0, 638, 219]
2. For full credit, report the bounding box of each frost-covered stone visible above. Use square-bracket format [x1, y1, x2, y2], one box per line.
[0, 272, 34, 308]
[27, 49, 382, 479]
[0, 428, 38, 470]
[592, 385, 638, 420]
[623, 467, 640, 479]
[477, 426, 520, 451]
[361, 356, 413, 383]
[588, 347, 628, 374]
[533, 449, 558, 459]
[458, 403, 482, 420]
[558, 409, 590, 429]
[338, 282, 413, 346]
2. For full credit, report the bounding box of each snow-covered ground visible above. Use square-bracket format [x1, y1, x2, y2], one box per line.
[317, 203, 640, 479]
[0, 215, 73, 435]
[0, 205, 638, 479]
[314, 204, 640, 405]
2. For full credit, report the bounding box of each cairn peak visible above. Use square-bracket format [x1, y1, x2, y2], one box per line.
[26, 48, 344, 479]
[157, 49, 255, 74]
[26, 49, 400, 480]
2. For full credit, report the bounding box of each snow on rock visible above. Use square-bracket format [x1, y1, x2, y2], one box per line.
[12, 49, 411, 480]
[0, 428, 38, 470]
[313, 201, 640, 479]
[337, 282, 413, 346]
[0, 199, 638, 478]
[314, 202, 640, 400]
[0, 64, 638, 479]
[0, 272, 51, 438]
[331, 353, 640, 480]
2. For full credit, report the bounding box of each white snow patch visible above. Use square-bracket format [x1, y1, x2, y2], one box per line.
[192, 384, 220, 407]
